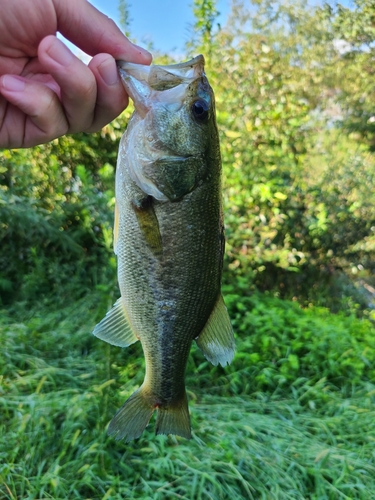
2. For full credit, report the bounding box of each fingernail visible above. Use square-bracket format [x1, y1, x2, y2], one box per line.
[131, 43, 152, 61]
[1, 75, 26, 91]
[98, 58, 118, 86]
[47, 39, 74, 67]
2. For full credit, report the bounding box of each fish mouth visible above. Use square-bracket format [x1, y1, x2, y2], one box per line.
[117, 56, 206, 117]
[117, 55, 205, 91]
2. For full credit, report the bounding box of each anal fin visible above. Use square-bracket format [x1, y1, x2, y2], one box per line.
[196, 294, 235, 367]
[93, 298, 138, 347]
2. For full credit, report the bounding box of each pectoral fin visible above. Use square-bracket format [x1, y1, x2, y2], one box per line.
[196, 294, 235, 367]
[93, 298, 138, 347]
[133, 197, 163, 256]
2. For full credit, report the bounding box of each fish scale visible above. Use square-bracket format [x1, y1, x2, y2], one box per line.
[93, 55, 235, 442]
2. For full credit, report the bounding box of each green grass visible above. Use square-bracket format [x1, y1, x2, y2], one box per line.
[1, 293, 375, 499]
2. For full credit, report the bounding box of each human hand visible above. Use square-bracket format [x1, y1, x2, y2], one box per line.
[0, 0, 152, 148]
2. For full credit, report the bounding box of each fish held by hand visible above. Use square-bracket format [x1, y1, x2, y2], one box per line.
[93, 55, 235, 442]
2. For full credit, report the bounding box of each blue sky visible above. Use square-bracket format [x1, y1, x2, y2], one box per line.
[90, 0, 231, 54]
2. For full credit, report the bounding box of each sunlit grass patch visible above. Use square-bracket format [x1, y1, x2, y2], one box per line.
[1, 295, 375, 499]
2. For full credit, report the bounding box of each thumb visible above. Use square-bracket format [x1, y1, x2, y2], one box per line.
[52, 0, 152, 63]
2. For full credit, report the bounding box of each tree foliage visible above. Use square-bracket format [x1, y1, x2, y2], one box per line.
[188, 0, 220, 55]
[1, 0, 375, 313]
[323, 0, 375, 149]
[200, 0, 375, 310]
[118, 0, 132, 38]
[0, 115, 129, 303]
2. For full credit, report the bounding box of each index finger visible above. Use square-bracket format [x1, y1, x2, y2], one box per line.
[52, 0, 152, 64]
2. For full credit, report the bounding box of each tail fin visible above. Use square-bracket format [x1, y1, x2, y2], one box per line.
[108, 387, 191, 442]
[108, 387, 154, 442]
[156, 391, 191, 439]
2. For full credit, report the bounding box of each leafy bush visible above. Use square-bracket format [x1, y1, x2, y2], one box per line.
[192, 280, 375, 396]
[0, 119, 127, 303]
[1, 1, 375, 313]
[1, 292, 375, 500]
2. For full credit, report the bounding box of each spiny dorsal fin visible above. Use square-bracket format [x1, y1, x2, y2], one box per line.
[196, 294, 235, 367]
[93, 298, 138, 347]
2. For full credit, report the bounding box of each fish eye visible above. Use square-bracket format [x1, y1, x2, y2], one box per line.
[191, 99, 209, 123]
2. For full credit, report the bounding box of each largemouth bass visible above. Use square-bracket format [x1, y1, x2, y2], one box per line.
[93, 55, 235, 442]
